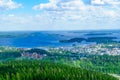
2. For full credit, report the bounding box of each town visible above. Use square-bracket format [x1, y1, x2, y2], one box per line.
[1, 43, 120, 60]
[47, 43, 120, 56]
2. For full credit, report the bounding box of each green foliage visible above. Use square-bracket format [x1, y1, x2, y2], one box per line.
[0, 52, 21, 60]
[60, 37, 118, 44]
[0, 60, 117, 80]
[77, 55, 120, 74]
[87, 37, 118, 44]
[0, 47, 21, 60]
[60, 38, 86, 43]
[25, 48, 50, 55]
[43, 50, 120, 75]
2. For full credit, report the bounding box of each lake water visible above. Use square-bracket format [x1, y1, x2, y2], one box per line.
[0, 30, 120, 48]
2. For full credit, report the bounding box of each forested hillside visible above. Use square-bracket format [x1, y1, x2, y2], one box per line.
[0, 60, 117, 80]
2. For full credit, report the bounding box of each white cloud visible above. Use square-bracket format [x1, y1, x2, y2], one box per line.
[91, 0, 120, 6]
[1, 0, 120, 31]
[31, 0, 120, 30]
[0, 14, 55, 31]
[91, 0, 105, 5]
[33, 0, 120, 20]
[0, 0, 22, 10]
[33, 0, 85, 11]
[0, 12, 120, 31]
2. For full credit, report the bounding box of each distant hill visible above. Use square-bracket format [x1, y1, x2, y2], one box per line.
[0, 60, 118, 80]
[60, 37, 118, 44]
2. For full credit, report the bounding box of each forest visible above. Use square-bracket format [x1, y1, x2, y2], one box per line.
[59, 37, 118, 44]
[0, 60, 118, 80]
[0, 47, 119, 80]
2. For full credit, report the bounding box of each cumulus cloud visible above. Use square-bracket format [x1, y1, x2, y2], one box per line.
[1, 0, 120, 31]
[31, 0, 120, 30]
[91, 0, 120, 5]
[0, 14, 55, 31]
[33, 0, 120, 21]
[33, 0, 85, 11]
[91, 0, 105, 5]
[0, 0, 22, 10]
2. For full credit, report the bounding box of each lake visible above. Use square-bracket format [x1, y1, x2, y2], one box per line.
[0, 30, 120, 48]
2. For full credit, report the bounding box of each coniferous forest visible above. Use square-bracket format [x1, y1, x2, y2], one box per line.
[0, 60, 118, 80]
[0, 47, 119, 80]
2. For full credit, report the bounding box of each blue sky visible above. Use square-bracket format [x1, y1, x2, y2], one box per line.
[0, 0, 120, 31]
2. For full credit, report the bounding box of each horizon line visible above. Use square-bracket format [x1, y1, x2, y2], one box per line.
[0, 29, 120, 32]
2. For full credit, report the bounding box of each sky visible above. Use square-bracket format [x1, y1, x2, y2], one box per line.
[0, 0, 120, 31]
